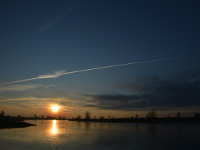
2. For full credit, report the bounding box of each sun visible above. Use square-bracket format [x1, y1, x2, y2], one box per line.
[50, 104, 60, 113]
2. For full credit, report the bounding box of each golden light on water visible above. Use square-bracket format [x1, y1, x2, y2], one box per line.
[51, 120, 58, 135]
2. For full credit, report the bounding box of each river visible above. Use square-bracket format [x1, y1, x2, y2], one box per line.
[0, 120, 200, 150]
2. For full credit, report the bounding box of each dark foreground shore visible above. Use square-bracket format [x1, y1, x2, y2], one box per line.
[0, 119, 36, 129]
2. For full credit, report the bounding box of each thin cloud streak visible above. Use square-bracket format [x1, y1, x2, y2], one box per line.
[0, 96, 6, 99]
[0, 57, 180, 86]
[37, 71, 66, 79]
[0, 84, 54, 92]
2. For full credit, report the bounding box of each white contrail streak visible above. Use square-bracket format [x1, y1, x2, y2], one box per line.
[0, 57, 180, 86]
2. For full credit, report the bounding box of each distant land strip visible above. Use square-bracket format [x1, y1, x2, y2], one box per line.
[69, 118, 200, 123]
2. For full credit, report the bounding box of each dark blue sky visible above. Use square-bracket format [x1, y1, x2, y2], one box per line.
[0, 0, 200, 117]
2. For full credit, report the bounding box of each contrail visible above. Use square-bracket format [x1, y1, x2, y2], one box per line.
[0, 57, 180, 86]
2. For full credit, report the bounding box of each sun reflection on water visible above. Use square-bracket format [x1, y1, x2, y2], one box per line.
[50, 120, 58, 135]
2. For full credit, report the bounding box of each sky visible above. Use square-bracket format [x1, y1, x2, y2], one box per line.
[0, 0, 200, 118]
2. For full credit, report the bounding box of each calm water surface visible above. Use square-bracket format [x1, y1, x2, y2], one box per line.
[0, 120, 200, 150]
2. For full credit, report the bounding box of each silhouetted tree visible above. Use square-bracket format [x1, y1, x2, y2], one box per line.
[77, 115, 81, 119]
[194, 113, 200, 118]
[146, 110, 157, 119]
[85, 111, 91, 119]
[34, 114, 38, 118]
[0, 110, 5, 117]
[135, 114, 139, 119]
[176, 112, 181, 118]
[41, 115, 44, 119]
[100, 116, 104, 119]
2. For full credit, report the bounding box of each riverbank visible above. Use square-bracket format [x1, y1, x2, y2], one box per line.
[69, 117, 200, 123]
[0, 118, 36, 129]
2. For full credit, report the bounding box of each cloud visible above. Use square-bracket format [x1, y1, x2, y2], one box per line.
[0, 57, 180, 86]
[0, 96, 6, 99]
[0, 96, 69, 102]
[0, 84, 53, 92]
[1, 72, 199, 112]
[0, 71, 67, 85]
[0, 96, 85, 109]
[82, 75, 200, 111]
[37, 71, 66, 79]
[82, 93, 154, 110]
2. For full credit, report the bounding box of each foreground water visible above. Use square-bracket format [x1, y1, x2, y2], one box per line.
[0, 120, 200, 150]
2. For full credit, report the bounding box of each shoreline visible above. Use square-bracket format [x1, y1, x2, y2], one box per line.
[69, 117, 200, 123]
[0, 120, 36, 129]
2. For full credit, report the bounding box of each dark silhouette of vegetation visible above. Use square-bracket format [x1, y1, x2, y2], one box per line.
[100, 116, 104, 119]
[76, 115, 81, 120]
[85, 111, 91, 120]
[146, 110, 157, 119]
[135, 114, 139, 119]
[0, 110, 36, 129]
[194, 113, 200, 118]
[0, 110, 5, 117]
[0, 110, 69, 129]
[1, 109, 200, 127]
[69, 110, 200, 123]
[176, 112, 181, 118]
[19, 114, 67, 120]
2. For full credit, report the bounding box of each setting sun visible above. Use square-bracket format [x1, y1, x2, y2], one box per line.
[50, 105, 60, 113]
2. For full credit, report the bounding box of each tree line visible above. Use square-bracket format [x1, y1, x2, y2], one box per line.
[0, 111, 66, 120]
[1, 110, 200, 121]
[72, 110, 200, 120]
